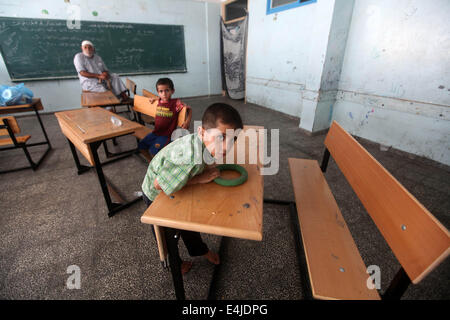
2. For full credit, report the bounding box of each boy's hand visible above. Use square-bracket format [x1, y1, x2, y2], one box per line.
[149, 98, 157, 104]
[181, 121, 190, 130]
[199, 168, 220, 184]
[153, 178, 162, 190]
[189, 167, 220, 185]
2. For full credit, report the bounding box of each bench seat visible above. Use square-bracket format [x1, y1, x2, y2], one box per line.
[133, 126, 152, 140]
[287, 121, 449, 300]
[289, 158, 380, 300]
[0, 135, 31, 146]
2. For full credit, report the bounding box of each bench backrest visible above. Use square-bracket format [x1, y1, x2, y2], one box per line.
[324, 121, 450, 284]
[142, 88, 157, 99]
[133, 94, 186, 128]
[0, 116, 20, 135]
[126, 78, 137, 95]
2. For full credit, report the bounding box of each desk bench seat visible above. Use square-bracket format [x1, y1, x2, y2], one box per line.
[289, 158, 380, 300]
[0, 135, 31, 146]
[288, 121, 449, 300]
[0, 115, 49, 174]
[133, 125, 152, 140]
[131, 93, 187, 147]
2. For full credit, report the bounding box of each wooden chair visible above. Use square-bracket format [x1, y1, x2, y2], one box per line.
[285, 121, 449, 300]
[0, 116, 39, 173]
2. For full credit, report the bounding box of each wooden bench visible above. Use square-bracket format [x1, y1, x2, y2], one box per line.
[142, 88, 156, 98]
[141, 88, 158, 125]
[0, 116, 36, 173]
[0, 98, 52, 174]
[0, 116, 31, 145]
[132, 94, 187, 140]
[126, 78, 137, 98]
[287, 121, 450, 300]
[81, 78, 136, 116]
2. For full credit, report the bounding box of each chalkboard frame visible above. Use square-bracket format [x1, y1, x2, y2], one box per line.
[0, 17, 187, 82]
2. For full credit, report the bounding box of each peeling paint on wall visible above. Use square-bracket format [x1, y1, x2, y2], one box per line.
[390, 83, 406, 98]
[403, 6, 418, 20]
[337, 90, 449, 121]
[360, 108, 375, 126]
[328, 104, 334, 123]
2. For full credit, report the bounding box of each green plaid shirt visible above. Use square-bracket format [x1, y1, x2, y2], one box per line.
[142, 133, 212, 201]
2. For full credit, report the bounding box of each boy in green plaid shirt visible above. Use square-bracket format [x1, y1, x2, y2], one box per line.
[142, 103, 243, 274]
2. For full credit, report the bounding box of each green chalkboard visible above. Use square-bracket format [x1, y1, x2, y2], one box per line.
[0, 17, 187, 81]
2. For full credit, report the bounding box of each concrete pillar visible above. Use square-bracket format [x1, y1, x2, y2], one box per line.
[299, 0, 355, 133]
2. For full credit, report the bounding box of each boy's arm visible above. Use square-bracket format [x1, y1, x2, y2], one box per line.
[153, 177, 162, 190]
[153, 168, 220, 194]
[153, 161, 196, 196]
[186, 167, 219, 185]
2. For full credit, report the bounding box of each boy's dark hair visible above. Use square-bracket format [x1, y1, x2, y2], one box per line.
[202, 103, 243, 130]
[156, 78, 174, 90]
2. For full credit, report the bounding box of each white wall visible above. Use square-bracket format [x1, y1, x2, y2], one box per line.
[246, 0, 449, 166]
[334, 0, 450, 165]
[246, 0, 336, 118]
[0, 0, 222, 112]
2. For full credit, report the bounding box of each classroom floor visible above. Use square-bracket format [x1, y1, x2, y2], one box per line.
[0, 96, 449, 300]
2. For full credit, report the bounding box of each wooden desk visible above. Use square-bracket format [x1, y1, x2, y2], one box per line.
[0, 98, 44, 114]
[141, 126, 265, 299]
[0, 98, 52, 173]
[81, 91, 121, 108]
[55, 107, 143, 217]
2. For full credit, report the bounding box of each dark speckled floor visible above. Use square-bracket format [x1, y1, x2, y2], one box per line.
[0, 96, 449, 300]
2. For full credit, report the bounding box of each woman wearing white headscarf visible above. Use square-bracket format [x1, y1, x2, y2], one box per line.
[73, 40, 128, 100]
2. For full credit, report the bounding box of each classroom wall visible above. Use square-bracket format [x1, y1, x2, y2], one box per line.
[246, 0, 449, 166]
[246, 0, 336, 118]
[334, 0, 450, 165]
[0, 0, 222, 113]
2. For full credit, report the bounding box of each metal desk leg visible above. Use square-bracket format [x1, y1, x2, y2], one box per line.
[67, 138, 91, 175]
[34, 106, 52, 149]
[90, 140, 142, 217]
[163, 227, 186, 300]
[90, 141, 120, 216]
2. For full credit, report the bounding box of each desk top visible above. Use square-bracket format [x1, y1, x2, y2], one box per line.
[55, 107, 142, 144]
[141, 126, 265, 241]
[81, 91, 121, 107]
[0, 98, 43, 115]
